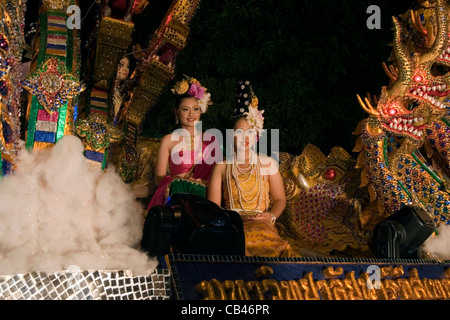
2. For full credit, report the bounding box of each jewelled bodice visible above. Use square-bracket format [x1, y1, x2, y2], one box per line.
[223, 162, 270, 215]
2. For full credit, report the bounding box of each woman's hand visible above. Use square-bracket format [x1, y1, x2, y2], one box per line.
[245, 212, 276, 224]
[187, 176, 208, 186]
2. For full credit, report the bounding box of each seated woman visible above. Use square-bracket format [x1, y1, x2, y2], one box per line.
[207, 80, 295, 257]
[147, 76, 216, 211]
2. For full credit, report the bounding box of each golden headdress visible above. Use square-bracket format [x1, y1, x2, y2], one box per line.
[171, 75, 212, 113]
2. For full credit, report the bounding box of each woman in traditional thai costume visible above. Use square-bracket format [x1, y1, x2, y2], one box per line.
[147, 76, 216, 211]
[207, 81, 294, 257]
[112, 55, 132, 127]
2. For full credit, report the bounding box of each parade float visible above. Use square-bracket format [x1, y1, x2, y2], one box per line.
[0, 0, 450, 301]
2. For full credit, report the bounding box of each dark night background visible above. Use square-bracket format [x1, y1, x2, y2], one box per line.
[25, 0, 416, 156]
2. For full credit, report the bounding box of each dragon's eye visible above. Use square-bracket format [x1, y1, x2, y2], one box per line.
[321, 166, 345, 183]
[413, 75, 423, 83]
[324, 168, 336, 180]
[388, 107, 397, 116]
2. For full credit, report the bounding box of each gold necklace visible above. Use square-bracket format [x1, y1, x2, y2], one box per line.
[226, 155, 267, 214]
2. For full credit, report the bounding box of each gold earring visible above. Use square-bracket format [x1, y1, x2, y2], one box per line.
[175, 116, 179, 124]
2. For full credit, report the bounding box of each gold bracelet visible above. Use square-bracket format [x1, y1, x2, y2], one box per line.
[269, 212, 277, 224]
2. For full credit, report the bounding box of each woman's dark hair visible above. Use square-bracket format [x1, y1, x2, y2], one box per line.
[228, 115, 246, 129]
[174, 93, 195, 110]
[117, 55, 136, 98]
[126, 54, 136, 75]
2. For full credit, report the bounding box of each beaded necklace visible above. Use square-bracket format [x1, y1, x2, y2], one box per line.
[226, 153, 269, 214]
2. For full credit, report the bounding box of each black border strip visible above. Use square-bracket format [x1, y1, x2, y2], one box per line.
[165, 253, 450, 265]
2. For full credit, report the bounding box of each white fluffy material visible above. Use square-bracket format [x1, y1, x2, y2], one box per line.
[0, 135, 157, 275]
[421, 223, 450, 260]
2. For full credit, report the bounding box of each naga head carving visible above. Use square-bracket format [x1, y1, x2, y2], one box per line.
[279, 144, 360, 201]
[278, 146, 369, 254]
[358, 0, 449, 143]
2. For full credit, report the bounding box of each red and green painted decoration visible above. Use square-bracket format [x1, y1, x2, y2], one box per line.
[22, 9, 83, 151]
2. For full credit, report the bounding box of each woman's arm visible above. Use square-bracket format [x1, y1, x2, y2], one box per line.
[154, 134, 172, 185]
[251, 156, 286, 224]
[251, 171, 286, 224]
[267, 170, 287, 219]
[207, 163, 225, 206]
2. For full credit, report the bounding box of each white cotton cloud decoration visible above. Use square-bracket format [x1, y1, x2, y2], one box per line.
[0, 135, 157, 275]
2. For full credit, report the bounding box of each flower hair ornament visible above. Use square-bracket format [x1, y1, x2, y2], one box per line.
[234, 80, 265, 136]
[171, 75, 212, 113]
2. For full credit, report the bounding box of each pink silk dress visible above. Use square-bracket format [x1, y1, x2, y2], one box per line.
[146, 133, 218, 211]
